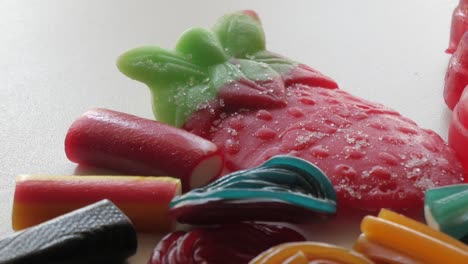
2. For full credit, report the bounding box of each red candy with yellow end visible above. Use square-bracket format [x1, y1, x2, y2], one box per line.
[12, 175, 181, 233]
[65, 108, 224, 191]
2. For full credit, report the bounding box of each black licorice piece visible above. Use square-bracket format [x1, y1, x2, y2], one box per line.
[0, 199, 137, 264]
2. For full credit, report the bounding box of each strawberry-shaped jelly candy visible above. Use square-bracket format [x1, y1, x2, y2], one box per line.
[448, 0, 468, 54]
[118, 11, 464, 212]
[148, 223, 305, 264]
[445, 32, 468, 110]
[449, 87, 468, 179]
[170, 155, 336, 225]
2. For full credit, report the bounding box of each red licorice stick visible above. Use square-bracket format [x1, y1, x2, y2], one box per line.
[65, 108, 224, 191]
[12, 175, 181, 232]
[449, 89, 468, 182]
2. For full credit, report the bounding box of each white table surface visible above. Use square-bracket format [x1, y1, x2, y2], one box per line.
[1, 0, 459, 262]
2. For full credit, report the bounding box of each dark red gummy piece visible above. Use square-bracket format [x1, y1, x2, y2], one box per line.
[148, 223, 305, 264]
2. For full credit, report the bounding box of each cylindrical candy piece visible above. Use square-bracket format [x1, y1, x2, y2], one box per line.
[355, 209, 468, 264]
[65, 108, 224, 190]
[249, 241, 373, 264]
[148, 223, 305, 264]
[445, 32, 468, 110]
[425, 184, 468, 242]
[447, 0, 468, 54]
[1, 200, 137, 264]
[449, 89, 468, 181]
[13, 175, 181, 233]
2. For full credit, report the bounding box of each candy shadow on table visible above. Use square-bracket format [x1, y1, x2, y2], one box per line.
[73, 164, 123, 176]
[128, 233, 166, 263]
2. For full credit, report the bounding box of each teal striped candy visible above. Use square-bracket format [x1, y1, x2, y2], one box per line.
[425, 184, 468, 243]
[170, 155, 337, 224]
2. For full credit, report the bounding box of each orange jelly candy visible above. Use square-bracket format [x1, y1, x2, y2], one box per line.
[249, 241, 374, 264]
[354, 209, 468, 264]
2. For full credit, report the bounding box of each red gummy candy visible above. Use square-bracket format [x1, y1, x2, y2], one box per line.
[65, 108, 223, 191]
[449, 89, 468, 182]
[148, 223, 305, 264]
[118, 10, 465, 213]
[447, 0, 468, 54]
[445, 32, 468, 110]
[186, 83, 464, 212]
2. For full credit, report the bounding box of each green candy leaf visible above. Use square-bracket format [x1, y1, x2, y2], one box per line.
[176, 28, 228, 66]
[173, 83, 216, 127]
[117, 46, 206, 85]
[117, 11, 293, 127]
[213, 11, 266, 57]
[234, 59, 281, 81]
[251, 50, 298, 75]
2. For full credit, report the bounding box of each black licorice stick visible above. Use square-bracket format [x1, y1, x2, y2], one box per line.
[0, 199, 137, 264]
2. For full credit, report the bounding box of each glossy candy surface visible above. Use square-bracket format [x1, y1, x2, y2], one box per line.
[148, 223, 305, 264]
[354, 209, 468, 264]
[425, 184, 468, 243]
[445, 32, 468, 110]
[447, 0, 468, 54]
[0, 200, 137, 264]
[65, 108, 223, 191]
[118, 10, 464, 212]
[13, 175, 181, 233]
[170, 155, 336, 225]
[449, 89, 468, 181]
[249, 241, 374, 264]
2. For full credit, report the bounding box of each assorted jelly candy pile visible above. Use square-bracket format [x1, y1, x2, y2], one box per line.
[3, 6, 468, 264]
[118, 10, 464, 213]
[246, 208, 468, 264]
[149, 155, 338, 263]
[170, 155, 337, 225]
